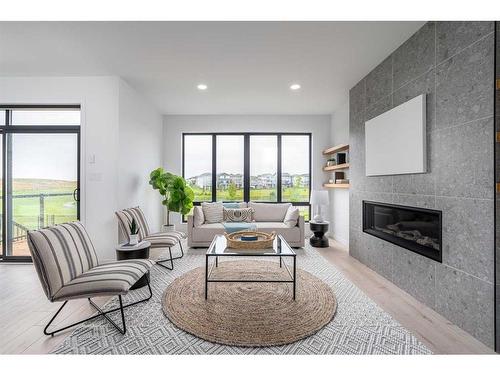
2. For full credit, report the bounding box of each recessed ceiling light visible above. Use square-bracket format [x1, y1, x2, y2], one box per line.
[197, 83, 208, 90]
[290, 83, 301, 91]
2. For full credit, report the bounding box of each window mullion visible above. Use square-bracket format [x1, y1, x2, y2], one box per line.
[212, 135, 217, 202]
[243, 134, 250, 202]
[277, 135, 282, 203]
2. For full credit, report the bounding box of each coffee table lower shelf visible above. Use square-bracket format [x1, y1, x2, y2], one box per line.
[205, 254, 297, 300]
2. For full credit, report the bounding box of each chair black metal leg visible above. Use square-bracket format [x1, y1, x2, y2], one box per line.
[156, 240, 184, 270]
[43, 279, 153, 336]
[178, 241, 184, 258]
[156, 246, 175, 270]
[44, 301, 68, 336]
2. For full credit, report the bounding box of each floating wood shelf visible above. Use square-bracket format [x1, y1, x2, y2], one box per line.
[323, 163, 349, 171]
[323, 183, 350, 189]
[323, 144, 349, 155]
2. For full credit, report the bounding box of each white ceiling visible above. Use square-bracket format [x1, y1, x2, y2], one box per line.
[0, 21, 424, 114]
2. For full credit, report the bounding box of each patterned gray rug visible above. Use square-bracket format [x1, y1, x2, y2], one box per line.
[52, 244, 432, 354]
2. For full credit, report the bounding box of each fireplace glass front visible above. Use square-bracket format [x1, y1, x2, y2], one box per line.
[362, 201, 442, 262]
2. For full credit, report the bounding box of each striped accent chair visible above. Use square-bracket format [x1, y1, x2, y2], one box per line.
[115, 206, 186, 270]
[27, 221, 154, 336]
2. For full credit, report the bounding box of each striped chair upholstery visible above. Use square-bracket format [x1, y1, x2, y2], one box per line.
[115, 206, 186, 248]
[27, 222, 153, 302]
[52, 259, 153, 301]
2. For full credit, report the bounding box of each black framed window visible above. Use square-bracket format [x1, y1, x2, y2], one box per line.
[183, 133, 311, 221]
[216, 135, 244, 201]
[0, 105, 81, 262]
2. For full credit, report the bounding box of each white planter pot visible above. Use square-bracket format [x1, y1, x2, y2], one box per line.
[129, 234, 139, 245]
[162, 224, 176, 233]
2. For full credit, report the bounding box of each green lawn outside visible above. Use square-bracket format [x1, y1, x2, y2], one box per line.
[191, 186, 309, 202]
[189, 185, 310, 220]
[0, 179, 77, 232]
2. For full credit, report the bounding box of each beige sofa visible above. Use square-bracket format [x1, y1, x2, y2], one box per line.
[187, 202, 305, 248]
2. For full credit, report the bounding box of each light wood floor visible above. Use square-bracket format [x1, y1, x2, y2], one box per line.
[0, 242, 494, 354]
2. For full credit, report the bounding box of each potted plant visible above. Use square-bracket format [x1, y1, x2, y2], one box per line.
[128, 218, 140, 245]
[149, 167, 194, 231]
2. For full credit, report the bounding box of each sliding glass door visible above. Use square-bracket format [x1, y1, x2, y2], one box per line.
[0, 106, 80, 262]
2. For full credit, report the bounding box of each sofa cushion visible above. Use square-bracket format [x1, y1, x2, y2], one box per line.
[248, 202, 292, 222]
[284, 206, 300, 228]
[223, 207, 253, 222]
[254, 222, 301, 243]
[201, 202, 224, 223]
[192, 223, 225, 242]
[193, 206, 204, 227]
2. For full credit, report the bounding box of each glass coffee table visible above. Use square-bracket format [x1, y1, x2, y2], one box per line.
[205, 234, 297, 300]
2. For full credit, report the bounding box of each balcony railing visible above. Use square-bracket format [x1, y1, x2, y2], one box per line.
[0, 192, 75, 243]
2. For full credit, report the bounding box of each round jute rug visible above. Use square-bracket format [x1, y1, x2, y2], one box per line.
[162, 259, 337, 347]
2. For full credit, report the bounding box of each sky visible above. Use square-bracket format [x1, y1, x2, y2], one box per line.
[184, 134, 309, 179]
[1, 110, 79, 181]
[11, 134, 78, 181]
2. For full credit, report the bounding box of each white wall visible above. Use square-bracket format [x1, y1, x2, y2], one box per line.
[118, 79, 163, 233]
[0, 76, 163, 259]
[163, 114, 332, 230]
[328, 100, 349, 246]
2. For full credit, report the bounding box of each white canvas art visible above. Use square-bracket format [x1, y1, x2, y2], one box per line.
[365, 94, 426, 176]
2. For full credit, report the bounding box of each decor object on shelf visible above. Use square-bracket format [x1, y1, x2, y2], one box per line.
[337, 153, 347, 165]
[149, 167, 194, 230]
[309, 220, 329, 248]
[326, 158, 337, 166]
[128, 218, 140, 245]
[27, 222, 154, 336]
[310, 190, 329, 222]
[334, 171, 345, 181]
[224, 231, 276, 250]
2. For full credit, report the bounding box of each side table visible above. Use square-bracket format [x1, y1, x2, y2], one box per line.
[116, 241, 151, 290]
[309, 221, 329, 248]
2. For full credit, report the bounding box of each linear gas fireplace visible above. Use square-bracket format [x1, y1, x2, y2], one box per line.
[363, 201, 442, 262]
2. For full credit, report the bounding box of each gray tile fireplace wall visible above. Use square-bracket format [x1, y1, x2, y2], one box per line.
[495, 21, 499, 354]
[349, 21, 496, 348]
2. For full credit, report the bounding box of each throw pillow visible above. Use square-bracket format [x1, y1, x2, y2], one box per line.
[193, 206, 204, 227]
[284, 206, 300, 228]
[223, 207, 253, 222]
[201, 202, 224, 223]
